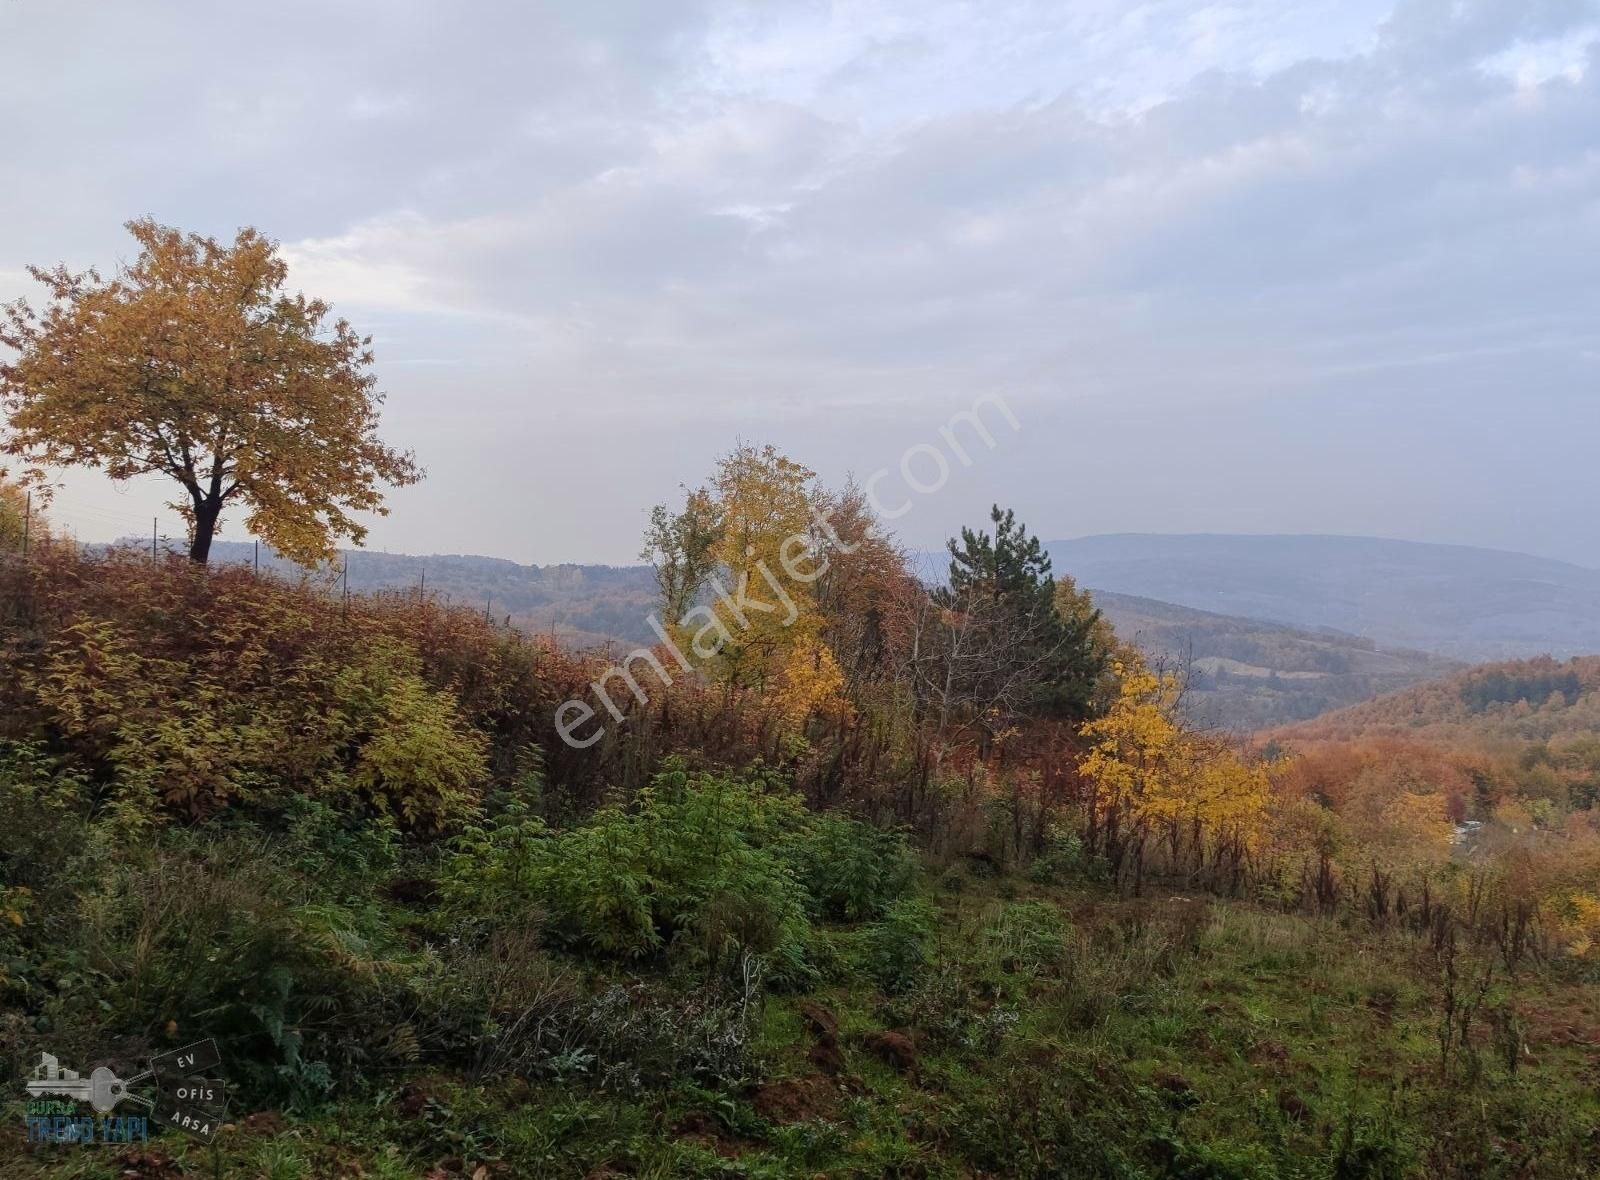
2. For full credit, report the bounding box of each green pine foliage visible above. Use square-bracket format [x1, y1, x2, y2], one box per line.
[938, 503, 1110, 723]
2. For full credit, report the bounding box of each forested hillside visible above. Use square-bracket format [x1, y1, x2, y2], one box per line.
[1279, 654, 1600, 748]
[201, 540, 660, 649]
[1092, 591, 1458, 730]
[8, 487, 1600, 1177]
[175, 545, 1458, 731]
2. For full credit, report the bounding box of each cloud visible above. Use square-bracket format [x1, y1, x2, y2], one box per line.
[1, 0, 1598, 563]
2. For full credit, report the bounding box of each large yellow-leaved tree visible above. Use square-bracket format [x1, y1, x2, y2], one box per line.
[1079, 660, 1273, 891]
[644, 443, 846, 727]
[0, 219, 420, 564]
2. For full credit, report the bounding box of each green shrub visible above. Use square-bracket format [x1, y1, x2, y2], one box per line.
[560, 979, 765, 1092]
[942, 1058, 1156, 1179]
[880, 963, 1018, 1052]
[1029, 828, 1091, 885]
[861, 896, 935, 992]
[442, 762, 818, 978]
[442, 798, 553, 927]
[535, 806, 661, 957]
[271, 793, 402, 888]
[68, 838, 366, 1106]
[782, 811, 918, 920]
[330, 639, 488, 831]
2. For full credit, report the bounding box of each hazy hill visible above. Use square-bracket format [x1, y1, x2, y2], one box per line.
[1048, 534, 1600, 663]
[1092, 590, 1460, 731]
[174, 540, 1457, 731]
[1273, 653, 1600, 748]
[201, 540, 660, 649]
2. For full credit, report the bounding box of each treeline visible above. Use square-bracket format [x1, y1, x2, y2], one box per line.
[1280, 653, 1600, 746]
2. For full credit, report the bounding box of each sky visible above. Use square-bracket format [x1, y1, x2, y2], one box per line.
[1, 0, 1598, 567]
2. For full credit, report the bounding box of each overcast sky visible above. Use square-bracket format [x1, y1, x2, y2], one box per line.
[2, 0, 1598, 566]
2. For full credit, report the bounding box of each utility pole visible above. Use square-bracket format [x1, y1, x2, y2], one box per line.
[419, 567, 426, 602]
[254, 540, 259, 575]
[21, 491, 30, 557]
[152, 518, 158, 561]
[342, 556, 349, 616]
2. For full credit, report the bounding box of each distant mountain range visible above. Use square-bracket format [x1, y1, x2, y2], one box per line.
[1047, 534, 1600, 664]
[179, 532, 1597, 732]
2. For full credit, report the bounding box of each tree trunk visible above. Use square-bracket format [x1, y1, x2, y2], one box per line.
[189, 497, 221, 563]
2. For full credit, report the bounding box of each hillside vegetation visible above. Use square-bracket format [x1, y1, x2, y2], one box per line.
[1279, 655, 1600, 748]
[176, 545, 1458, 732]
[3, 224, 1599, 1179]
[6, 511, 1600, 1178]
[201, 539, 661, 650]
[1050, 533, 1600, 662]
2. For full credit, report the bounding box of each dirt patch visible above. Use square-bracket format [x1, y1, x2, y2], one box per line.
[239, 1110, 286, 1136]
[1523, 1003, 1600, 1049]
[752, 1075, 840, 1124]
[861, 1030, 918, 1073]
[1366, 989, 1398, 1027]
[1153, 1069, 1193, 1094]
[1248, 1039, 1291, 1070]
[397, 1075, 455, 1118]
[1278, 1088, 1311, 1122]
[1152, 1069, 1199, 1108]
[808, 1036, 848, 1075]
[798, 1001, 839, 1041]
[798, 1000, 847, 1074]
[674, 1110, 748, 1158]
[114, 1148, 183, 1179]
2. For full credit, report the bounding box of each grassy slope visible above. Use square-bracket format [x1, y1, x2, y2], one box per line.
[10, 877, 1598, 1180]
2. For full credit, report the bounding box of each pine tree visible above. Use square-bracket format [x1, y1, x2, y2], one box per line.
[936, 505, 1108, 724]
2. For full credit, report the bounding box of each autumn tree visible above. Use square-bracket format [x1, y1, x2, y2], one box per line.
[1053, 572, 1121, 711]
[640, 486, 719, 622]
[0, 219, 420, 564]
[812, 480, 917, 695]
[1078, 660, 1273, 892]
[1077, 660, 1188, 886]
[644, 443, 845, 726]
[0, 478, 38, 552]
